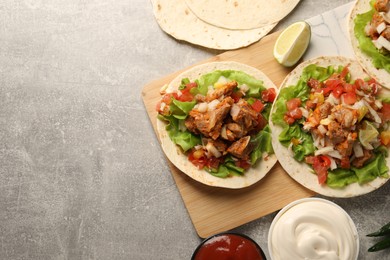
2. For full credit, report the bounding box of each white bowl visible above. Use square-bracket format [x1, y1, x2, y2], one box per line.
[268, 198, 359, 260]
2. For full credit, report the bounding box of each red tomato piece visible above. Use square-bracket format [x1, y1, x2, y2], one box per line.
[343, 83, 355, 93]
[286, 98, 302, 111]
[332, 85, 344, 98]
[231, 91, 243, 103]
[235, 159, 251, 170]
[288, 107, 303, 119]
[353, 78, 365, 90]
[251, 99, 265, 113]
[380, 103, 390, 122]
[341, 91, 357, 105]
[261, 88, 276, 102]
[339, 65, 350, 79]
[284, 114, 295, 125]
[306, 155, 331, 184]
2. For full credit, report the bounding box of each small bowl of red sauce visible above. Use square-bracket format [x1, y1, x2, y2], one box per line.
[191, 232, 266, 260]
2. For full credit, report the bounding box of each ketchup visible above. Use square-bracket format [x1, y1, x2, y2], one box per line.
[192, 233, 266, 260]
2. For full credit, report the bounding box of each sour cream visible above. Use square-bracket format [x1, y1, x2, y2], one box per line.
[268, 198, 359, 260]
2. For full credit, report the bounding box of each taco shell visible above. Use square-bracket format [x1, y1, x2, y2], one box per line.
[157, 61, 278, 189]
[269, 56, 390, 197]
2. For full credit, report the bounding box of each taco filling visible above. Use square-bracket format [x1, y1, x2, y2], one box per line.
[156, 70, 276, 178]
[354, 0, 390, 72]
[272, 63, 390, 188]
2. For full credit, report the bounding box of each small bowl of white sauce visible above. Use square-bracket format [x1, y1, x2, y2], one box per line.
[268, 197, 359, 260]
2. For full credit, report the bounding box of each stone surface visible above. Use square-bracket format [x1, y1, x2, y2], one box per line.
[0, 0, 389, 259]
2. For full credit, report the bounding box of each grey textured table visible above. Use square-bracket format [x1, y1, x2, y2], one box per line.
[1, 0, 389, 259]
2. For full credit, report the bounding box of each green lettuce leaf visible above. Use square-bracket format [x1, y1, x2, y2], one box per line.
[158, 114, 201, 152]
[352, 153, 389, 184]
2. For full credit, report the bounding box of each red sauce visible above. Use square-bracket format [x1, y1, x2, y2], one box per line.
[192, 233, 265, 260]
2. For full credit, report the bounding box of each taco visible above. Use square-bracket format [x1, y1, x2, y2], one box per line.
[348, 0, 390, 88]
[270, 56, 390, 197]
[156, 61, 278, 189]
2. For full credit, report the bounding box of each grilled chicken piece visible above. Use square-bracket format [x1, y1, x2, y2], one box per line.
[230, 99, 259, 130]
[186, 97, 234, 140]
[352, 149, 373, 168]
[206, 81, 238, 102]
[202, 138, 228, 158]
[227, 136, 253, 159]
[326, 121, 346, 145]
[318, 102, 332, 119]
[375, 0, 389, 12]
[332, 105, 358, 128]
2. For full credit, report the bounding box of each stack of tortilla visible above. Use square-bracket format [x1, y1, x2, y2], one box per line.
[151, 0, 301, 50]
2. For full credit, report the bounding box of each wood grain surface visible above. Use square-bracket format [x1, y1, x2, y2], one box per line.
[142, 31, 315, 238]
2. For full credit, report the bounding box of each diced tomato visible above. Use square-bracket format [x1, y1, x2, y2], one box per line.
[339, 65, 350, 79]
[255, 114, 267, 131]
[343, 83, 356, 93]
[286, 98, 302, 111]
[288, 107, 303, 119]
[235, 159, 251, 170]
[251, 99, 265, 113]
[175, 82, 197, 102]
[380, 131, 390, 146]
[341, 91, 357, 105]
[305, 155, 331, 185]
[332, 85, 344, 98]
[231, 91, 243, 103]
[354, 78, 365, 90]
[188, 149, 222, 170]
[305, 100, 316, 110]
[380, 103, 390, 122]
[284, 114, 295, 125]
[261, 88, 276, 103]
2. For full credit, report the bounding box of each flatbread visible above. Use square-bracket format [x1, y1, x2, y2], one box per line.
[184, 0, 301, 30]
[150, 0, 276, 50]
[348, 0, 390, 89]
[269, 56, 390, 197]
[157, 61, 278, 189]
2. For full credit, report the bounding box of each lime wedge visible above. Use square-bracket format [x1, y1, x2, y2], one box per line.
[359, 121, 379, 149]
[273, 21, 311, 67]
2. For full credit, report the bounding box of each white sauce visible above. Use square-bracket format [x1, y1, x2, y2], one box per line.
[269, 199, 358, 260]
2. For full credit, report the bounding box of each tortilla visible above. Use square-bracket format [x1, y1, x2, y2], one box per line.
[184, 0, 301, 30]
[150, 0, 276, 50]
[269, 56, 390, 197]
[348, 0, 390, 89]
[157, 61, 278, 189]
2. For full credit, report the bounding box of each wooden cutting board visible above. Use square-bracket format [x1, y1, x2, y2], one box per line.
[142, 31, 315, 238]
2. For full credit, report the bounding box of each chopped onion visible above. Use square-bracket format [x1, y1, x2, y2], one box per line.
[377, 36, 390, 51]
[317, 124, 327, 135]
[376, 22, 386, 34]
[363, 100, 382, 124]
[221, 125, 227, 139]
[197, 102, 208, 112]
[329, 157, 337, 170]
[320, 118, 332, 126]
[328, 150, 342, 159]
[300, 107, 309, 118]
[353, 142, 364, 158]
[240, 84, 249, 93]
[206, 142, 222, 158]
[208, 99, 220, 111]
[314, 146, 334, 156]
[327, 93, 339, 105]
[230, 104, 240, 118]
[160, 102, 166, 111]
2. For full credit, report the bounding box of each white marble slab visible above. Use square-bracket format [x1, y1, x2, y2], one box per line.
[304, 2, 355, 60]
